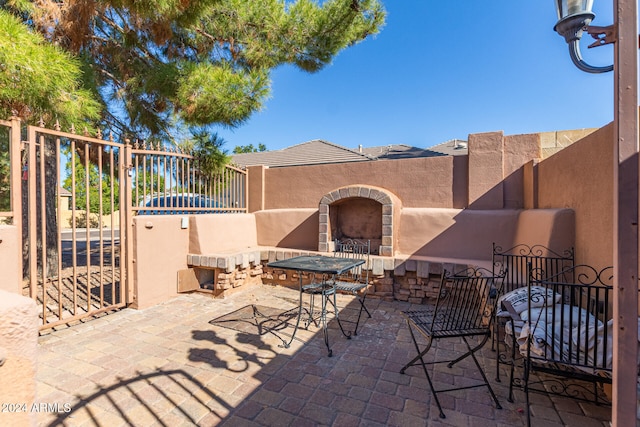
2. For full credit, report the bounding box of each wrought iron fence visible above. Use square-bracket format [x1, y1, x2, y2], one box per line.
[130, 140, 247, 215]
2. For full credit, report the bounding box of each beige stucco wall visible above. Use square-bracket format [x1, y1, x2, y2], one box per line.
[132, 215, 190, 309]
[262, 156, 459, 209]
[189, 214, 258, 254]
[397, 208, 519, 260]
[513, 209, 575, 253]
[397, 208, 575, 262]
[536, 123, 614, 269]
[0, 290, 38, 427]
[0, 225, 21, 294]
[254, 209, 318, 251]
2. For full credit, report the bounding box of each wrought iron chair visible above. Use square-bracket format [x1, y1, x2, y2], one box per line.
[300, 239, 370, 343]
[331, 239, 371, 336]
[301, 271, 350, 355]
[400, 267, 506, 419]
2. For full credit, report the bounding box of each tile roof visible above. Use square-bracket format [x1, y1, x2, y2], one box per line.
[231, 139, 468, 168]
[361, 139, 468, 159]
[232, 139, 373, 168]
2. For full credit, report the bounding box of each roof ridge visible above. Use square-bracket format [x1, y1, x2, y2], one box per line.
[285, 139, 373, 159]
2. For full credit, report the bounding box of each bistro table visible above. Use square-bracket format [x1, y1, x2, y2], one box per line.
[267, 255, 365, 357]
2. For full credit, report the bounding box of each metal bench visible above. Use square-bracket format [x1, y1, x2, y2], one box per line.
[505, 263, 614, 426]
[492, 243, 575, 384]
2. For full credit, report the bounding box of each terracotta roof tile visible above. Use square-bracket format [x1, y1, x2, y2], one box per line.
[231, 139, 467, 168]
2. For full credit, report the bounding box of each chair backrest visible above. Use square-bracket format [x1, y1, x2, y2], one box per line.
[334, 239, 370, 283]
[527, 263, 614, 369]
[432, 267, 507, 334]
[492, 243, 574, 294]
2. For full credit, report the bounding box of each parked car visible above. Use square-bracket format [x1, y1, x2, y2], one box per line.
[137, 194, 223, 215]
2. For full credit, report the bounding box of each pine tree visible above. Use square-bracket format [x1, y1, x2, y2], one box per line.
[2, 0, 385, 142]
[0, 10, 100, 126]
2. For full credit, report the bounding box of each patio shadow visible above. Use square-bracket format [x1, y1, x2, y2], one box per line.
[44, 369, 230, 427]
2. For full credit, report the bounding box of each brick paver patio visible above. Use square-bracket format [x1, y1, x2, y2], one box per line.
[33, 284, 612, 426]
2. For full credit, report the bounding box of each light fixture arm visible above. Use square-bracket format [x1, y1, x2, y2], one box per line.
[554, 11, 615, 74]
[568, 37, 614, 73]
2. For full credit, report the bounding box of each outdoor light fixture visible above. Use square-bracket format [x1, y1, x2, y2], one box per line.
[554, 0, 615, 73]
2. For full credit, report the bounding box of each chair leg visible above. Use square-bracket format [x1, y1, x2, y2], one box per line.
[507, 329, 517, 403]
[444, 335, 502, 411]
[325, 291, 352, 339]
[401, 327, 502, 418]
[494, 319, 501, 382]
[524, 358, 531, 427]
[351, 292, 371, 336]
[461, 336, 502, 410]
[399, 319, 445, 418]
[320, 290, 332, 357]
[491, 321, 497, 351]
[304, 293, 319, 329]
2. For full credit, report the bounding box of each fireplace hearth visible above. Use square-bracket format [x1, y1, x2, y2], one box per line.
[318, 185, 399, 256]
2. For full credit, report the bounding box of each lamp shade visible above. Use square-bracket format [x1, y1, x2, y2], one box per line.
[554, 0, 595, 42]
[555, 0, 594, 20]
[553, 0, 613, 73]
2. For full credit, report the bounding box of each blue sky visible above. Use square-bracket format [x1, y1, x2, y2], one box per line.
[218, 1, 615, 152]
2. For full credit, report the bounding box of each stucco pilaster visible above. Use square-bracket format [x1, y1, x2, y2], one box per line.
[468, 131, 505, 209]
[247, 165, 266, 213]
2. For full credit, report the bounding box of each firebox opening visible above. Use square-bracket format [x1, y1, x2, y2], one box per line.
[329, 198, 382, 255]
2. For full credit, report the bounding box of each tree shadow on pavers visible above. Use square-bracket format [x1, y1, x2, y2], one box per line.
[44, 369, 230, 427]
[189, 329, 279, 372]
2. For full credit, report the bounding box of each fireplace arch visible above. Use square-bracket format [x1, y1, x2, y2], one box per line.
[318, 185, 399, 256]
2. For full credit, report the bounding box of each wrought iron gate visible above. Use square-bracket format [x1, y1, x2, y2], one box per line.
[2, 118, 247, 330]
[19, 121, 129, 330]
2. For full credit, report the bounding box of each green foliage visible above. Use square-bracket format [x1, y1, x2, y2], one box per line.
[63, 154, 120, 215]
[188, 131, 231, 175]
[73, 211, 102, 229]
[233, 143, 267, 153]
[3, 0, 386, 141]
[0, 10, 101, 128]
[175, 62, 270, 128]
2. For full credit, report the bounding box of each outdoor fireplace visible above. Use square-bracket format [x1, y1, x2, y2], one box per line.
[318, 185, 398, 256]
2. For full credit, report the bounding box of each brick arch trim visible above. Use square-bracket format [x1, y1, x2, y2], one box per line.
[318, 185, 395, 256]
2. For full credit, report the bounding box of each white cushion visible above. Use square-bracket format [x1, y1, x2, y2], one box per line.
[520, 304, 602, 329]
[496, 286, 561, 318]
